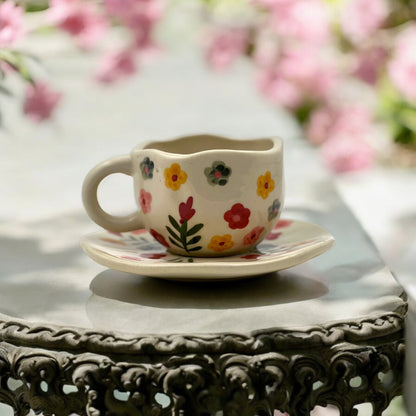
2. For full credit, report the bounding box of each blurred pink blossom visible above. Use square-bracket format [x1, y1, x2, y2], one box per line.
[95, 49, 137, 83]
[0, 1, 24, 47]
[307, 104, 373, 145]
[256, 67, 302, 109]
[321, 134, 374, 173]
[388, 24, 416, 101]
[340, 0, 388, 43]
[307, 104, 375, 172]
[48, 0, 108, 49]
[256, 46, 338, 109]
[205, 28, 247, 71]
[105, 0, 163, 50]
[261, 0, 330, 45]
[352, 46, 387, 85]
[23, 82, 62, 122]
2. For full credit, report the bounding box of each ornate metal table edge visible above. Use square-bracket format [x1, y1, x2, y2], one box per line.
[0, 306, 406, 416]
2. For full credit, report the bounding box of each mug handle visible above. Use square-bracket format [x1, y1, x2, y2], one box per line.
[82, 155, 145, 232]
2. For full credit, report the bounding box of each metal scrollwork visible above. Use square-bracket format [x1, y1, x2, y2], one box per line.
[0, 332, 405, 416]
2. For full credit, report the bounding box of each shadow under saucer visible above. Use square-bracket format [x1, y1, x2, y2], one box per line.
[86, 266, 328, 334]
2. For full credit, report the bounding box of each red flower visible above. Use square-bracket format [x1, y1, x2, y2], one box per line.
[274, 219, 293, 229]
[266, 231, 282, 240]
[241, 253, 261, 260]
[150, 228, 170, 248]
[224, 203, 251, 229]
[140, 253, 166, 259]
[243, 226, 265, 245]
[179, 196, 195, 224]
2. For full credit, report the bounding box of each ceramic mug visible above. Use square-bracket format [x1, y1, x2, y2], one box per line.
[82, 134, 284, 257]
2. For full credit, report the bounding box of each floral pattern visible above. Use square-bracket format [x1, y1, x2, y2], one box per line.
[150, 228, 170, 248]
[224, 203, 251, 229]
[164, 163, 187, 191]
[275, 219, 293, 228]
[268, 198, 281, 221]
[257, 171, 275, 199]
[138, 189, 152, 214]
[166, 197, 204, 253]
[179, 196, 195, 224]
[204, 161, 232, 186]
[243, 226, 265, 245]
[266, 231, 282, 240]
[139, 157, 154, 179]
[208, 234, 235, 252]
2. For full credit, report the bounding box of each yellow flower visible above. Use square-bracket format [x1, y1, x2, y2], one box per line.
[208, 234, 235, 252]
[257, 171, 275, 199]
[164, 163, 188, 191]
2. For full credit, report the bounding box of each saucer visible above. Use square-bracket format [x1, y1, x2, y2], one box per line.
[80, 219, 334, 281]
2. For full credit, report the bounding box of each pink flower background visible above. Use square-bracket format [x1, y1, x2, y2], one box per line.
[0, 0, 415, 172]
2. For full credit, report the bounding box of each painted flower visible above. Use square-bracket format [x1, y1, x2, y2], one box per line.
[179, 196, 195, 224]
[99, 238, 126, 245]
[224, 203, 251, 229]
[139, 157, 154, 179]
[121, 255, 142, 261]
[241, 253, 261, 260]
[138, 189, 152, 214]
[208, 234, 234, 252]
[257, 171, 275, 199]
[243, 226, 265, 246]
[150, 228, 169, 248]
[275, 219, 293, 229]
[266, 231, 281, 241]
[268, 199, 281, 221]
[204, 161, 232, 186]
[140, 253, 166, 259]
[164, 163, 187, 191]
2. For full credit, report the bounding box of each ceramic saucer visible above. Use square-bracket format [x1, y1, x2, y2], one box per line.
[81, 219, 334, 281]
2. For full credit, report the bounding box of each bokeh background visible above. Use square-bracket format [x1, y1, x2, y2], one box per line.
[1, 1, 415, 415]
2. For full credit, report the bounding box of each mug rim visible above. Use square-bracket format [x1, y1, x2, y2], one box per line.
[135, 134, 282, 158]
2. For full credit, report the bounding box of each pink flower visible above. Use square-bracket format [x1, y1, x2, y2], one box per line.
[388, 25, 416, 101]
[23, 82, 61, 122]
[179, 197, 195, 224]
[105, 0, 162, 51]
[48, 0, 108, 49]
[275, 219, 292, 228]
[205, 27, 247, 71]
[340, 0, 388, 43]
[321, 134, 374, 173]
[352, 46, 387, 85]
[243, 226, 265, 245]
[256, 67, 302, 109]
[256, 46, 338, 109]
[224, 203, 251, 229]
[266, 0, 330, 45]
[140, 252, 166, 259]
[306, 104, 373, 145]
[0, 1, 24, 47]
[138, 189, 152, 214]
[95, 49, 137, 83]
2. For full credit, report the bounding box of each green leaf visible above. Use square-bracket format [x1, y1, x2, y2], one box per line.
[168, 237, 182, 248]
[166, 226, 181, 242]
[187, 235, 201, 245]
[180, 220, 188, 243]
[168, 215, 181, 231]
[0, 50, 34, 84]
[188, 246, 202, 252]
[187, 223, 204, 236]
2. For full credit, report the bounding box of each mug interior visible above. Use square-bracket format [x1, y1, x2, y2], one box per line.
[143, 135, 276, 155]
